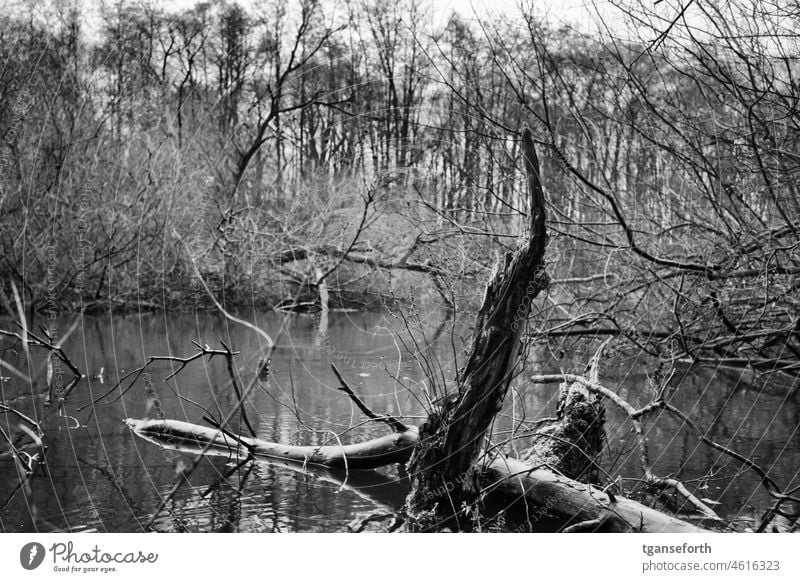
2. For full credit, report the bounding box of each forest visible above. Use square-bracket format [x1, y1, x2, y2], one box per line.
[1, 0, 799, 534]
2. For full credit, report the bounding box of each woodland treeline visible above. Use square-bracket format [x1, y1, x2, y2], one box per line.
[1, 0, 798, 367]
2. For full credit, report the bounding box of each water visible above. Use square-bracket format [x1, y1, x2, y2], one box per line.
[1, 311, 799, 532]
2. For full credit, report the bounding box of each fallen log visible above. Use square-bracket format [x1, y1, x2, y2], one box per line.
[125, 417, 418, 470]
[126, 417, 710, 532]
[482, 456, 707, 533]
[128, 419, 409, 517]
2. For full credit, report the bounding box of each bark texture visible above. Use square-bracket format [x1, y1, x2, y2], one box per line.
[521, 347, 607, 481]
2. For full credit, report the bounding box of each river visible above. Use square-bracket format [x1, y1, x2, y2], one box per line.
[1, 310, 798, 532]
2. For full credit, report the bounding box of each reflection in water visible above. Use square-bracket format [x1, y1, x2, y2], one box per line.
[1, 310, 798, 532]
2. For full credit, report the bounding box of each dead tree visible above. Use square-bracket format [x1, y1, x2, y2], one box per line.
[123, 125, 713, 532]
[403, 126, 549, 527]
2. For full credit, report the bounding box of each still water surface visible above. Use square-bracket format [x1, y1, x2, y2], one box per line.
[1, 310, 798, 532]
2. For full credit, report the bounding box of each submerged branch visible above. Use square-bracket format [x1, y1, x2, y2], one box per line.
[126, 415, 709, 533]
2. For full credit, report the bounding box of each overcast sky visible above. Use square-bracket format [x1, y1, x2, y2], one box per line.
[139, 0, 628, 31]
[12, 0, 690, 47]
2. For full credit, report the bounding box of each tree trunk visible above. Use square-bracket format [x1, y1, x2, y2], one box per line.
[404, 126, 549, 527]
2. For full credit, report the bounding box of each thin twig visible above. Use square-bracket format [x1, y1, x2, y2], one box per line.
[330, 363, 408, 433]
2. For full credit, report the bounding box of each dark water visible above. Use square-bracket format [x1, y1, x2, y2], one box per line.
[1, 310, 799, 532]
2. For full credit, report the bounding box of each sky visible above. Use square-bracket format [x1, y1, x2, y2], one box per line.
[10, 0, 695, 47]
[137, 0, 630, 31]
